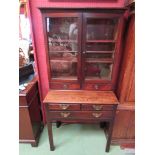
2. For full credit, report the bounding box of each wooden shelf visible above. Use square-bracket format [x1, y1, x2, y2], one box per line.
[50, 59, 77, 62]
[49, 51, 77, 53]
[52, 76, 77, 80]
[49, 39, 77, 43]
[86, 58, 113, 63]
[86, 51, 114, 54]
[85, 76, 111, 81]
[86, 40, 115, 43]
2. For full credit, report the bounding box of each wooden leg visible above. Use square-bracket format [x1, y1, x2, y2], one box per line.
[31, 141, 38, 147]
[105, 121, 114, 152]
[47, 122, 55, 151]
[100, 122, 106, 129]
[56, 121, 62, 128]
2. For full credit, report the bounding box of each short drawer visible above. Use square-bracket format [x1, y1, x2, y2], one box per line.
[83, 83, 112, 91]
[19, 83, 38, 107]
[82, 104, 114, 111]
[48, 104, 80, 111]
[47, 111, 113, 120]
[50, 82, 80, 90]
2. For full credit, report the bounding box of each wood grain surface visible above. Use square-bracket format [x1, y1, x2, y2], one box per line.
[43, 90, 118, 104]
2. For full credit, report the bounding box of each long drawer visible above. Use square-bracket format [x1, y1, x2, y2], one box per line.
[47, 111, 113, 120]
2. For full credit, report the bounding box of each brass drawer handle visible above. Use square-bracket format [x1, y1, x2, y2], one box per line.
[92, 105, 103, 110]
[59, 104, 70, 110]
[61, 112, 70, 118]
[92, 113, 102, 118]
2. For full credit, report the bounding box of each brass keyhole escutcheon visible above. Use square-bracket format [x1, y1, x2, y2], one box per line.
[92, 105, 103, 110]
[59, 104, 70, 110]
[63, 84, 68, 89]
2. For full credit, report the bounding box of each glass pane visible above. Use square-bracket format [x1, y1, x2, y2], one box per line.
[86, 42, 115, 51]
[46, 17, 78, 79]
[85, 63, 112, 80]
[47, 17, 78, 52]
[50, 61, 77, 79]
[86, 18, 118, 40]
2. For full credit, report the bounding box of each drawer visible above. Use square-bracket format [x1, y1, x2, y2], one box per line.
[47, 111, 113, 120]
[82, 104, 114, 111]
[83, 83, 112, 91]
[19, 96, 27, 107]
[48, 104, 80, 111]
[19, 83, 38, 107]
[50, 82, 80, 90]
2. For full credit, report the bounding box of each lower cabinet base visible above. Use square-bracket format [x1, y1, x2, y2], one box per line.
[111, 138, 135, 145]
[102, 108, 135, 146]
[19, 140, 39, 147]
[19, 123, 44, 147]
[44, 90, 119, 152]
[19, 79, 44, 147]
[103, 127, 134, 146]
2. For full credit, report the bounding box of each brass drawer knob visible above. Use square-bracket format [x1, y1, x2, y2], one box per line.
[59, 104, 70, 110]
[92, 112, 102, 118]
[61, 112, 70, 118]
[92, 105, 103, 110]
[63, 84, 68, 89]
[94, 84, 99, 90]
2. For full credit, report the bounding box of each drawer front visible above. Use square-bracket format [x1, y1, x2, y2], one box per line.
[47, 111, 113, 120]
[19, 96, 27, 107]
[83, 83, 112, 91]
[19, 83, 37, 107]
[26, 83, 38, 104]
[50, 82, 80, 90]
[82, 104, 114, 111]
[48, 104, 80, 111]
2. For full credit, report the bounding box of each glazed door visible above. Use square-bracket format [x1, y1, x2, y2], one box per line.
[82, 13, 124, 90]
[44, 12, 82, 89]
